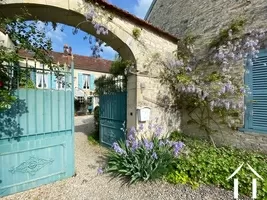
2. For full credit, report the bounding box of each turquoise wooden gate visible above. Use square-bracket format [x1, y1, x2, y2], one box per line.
[99, 77, 127, 147]
[0, 62, 75, 197]
[244, 49, 267, 133]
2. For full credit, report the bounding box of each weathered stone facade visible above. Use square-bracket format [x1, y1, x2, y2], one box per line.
[146, 0, 267, 152]
[147, 0, 267, 40]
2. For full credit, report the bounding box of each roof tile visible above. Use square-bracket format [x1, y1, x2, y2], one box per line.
[18, 50, 112, 73]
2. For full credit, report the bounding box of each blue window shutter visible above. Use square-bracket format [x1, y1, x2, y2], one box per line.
[90, 74, 95, 90]
[245, 50, 267, 132]
[30, 69, 36, 86]
[47, 73, 51, 89]
[78, 73, 83, 89]
[244, 58, 253, 129]
[52, 73, 57, 89]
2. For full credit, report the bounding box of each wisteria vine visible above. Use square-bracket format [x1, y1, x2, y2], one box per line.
[74, 0, 110, 57]
[161, 19, 267, 142]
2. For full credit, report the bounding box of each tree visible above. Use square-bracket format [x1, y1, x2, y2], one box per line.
[0, 11, 56, 110]
[94, 55, 131, 95]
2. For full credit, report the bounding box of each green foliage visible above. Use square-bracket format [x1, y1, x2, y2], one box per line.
[74, 99, 82, 113]
[93, 105, 100, 133]
[104, 125, 184, 184]
[209, 18, 246, 49]
[88, 130, 99, 145]
[109, 55, 131, 77]
[0, 11, 56, 110]
[166, 132, 267, 198]
[94, 56, 129, 96]
[132, 27, 141, 40]
[106, 138, 177, 184]
[160, 18, 250, 141]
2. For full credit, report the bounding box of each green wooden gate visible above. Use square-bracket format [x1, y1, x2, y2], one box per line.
[0, 62, 75, 197]
[99, 77, 127, 147]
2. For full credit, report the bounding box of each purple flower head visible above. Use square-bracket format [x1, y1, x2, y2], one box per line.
[155, 126, 163, 137]
[224, 101, 230, 110]
[143, 139, 154, 151]
[131, 140, 139, 151]
[97, 167, 103, 175]
[151, 152, 158, 160]
[165, 139, 173, 147]
[112, 142, 126, 155]
[85, 8, 96, 21]
[159, 140, 165, 146]
[138, 123, 144, 131]
[240, 87, 245, 94]
[126, 140, 130, 148]
[148, 122, 152, 129]
[128, 127, 136, 141]
[173, 141, 184, 157]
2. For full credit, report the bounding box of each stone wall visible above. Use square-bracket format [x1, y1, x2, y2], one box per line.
[146, 0, 267, 152]
[147, 0, 267, 47]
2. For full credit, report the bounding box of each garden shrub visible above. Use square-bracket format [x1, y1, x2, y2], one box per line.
[74, 98, 82, 113]
[103, 123, 184, 184]
[94, 106, 100, 132]
[166, 131, 267, 198]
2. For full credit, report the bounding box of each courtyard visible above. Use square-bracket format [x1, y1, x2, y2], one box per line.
[1, 116, 249, 200]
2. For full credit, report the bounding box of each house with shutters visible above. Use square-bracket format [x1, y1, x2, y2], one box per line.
[17, 47, 112, 113]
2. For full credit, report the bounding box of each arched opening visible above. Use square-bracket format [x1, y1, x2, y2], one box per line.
[0, 3, 136, 62]
[0, 1, 137, 197]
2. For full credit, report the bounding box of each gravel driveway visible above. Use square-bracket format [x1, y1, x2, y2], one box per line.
[2, 116, 249, 200]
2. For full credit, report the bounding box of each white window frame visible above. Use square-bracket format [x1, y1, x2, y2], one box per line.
[83, 74, 90, 90]
[56, 75, 65, 90]
[36, 71, 48, 89]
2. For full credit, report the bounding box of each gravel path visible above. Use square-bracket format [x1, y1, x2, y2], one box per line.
[2, 116, 249, 200]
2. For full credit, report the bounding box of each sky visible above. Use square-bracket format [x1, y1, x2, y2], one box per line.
[45, 0, 153, 61]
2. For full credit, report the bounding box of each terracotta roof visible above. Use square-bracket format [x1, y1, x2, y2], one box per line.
[89, 0, 179, 43]
[17, 50, 112, 73]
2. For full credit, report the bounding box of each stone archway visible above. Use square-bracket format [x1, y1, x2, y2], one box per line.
[0, 0, 178, 131]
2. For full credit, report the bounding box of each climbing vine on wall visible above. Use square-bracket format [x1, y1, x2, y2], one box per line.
[160, 18, 267, 145]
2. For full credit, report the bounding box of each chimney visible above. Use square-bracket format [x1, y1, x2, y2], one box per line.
[63, 44, 73, 68]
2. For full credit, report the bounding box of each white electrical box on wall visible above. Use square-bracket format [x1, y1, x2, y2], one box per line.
[137, 107, 151, 122]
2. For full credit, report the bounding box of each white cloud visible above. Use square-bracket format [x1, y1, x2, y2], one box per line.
[36, 21, 67, 49]
[133, 0, 153, 19]
[100, 45, 117, 60]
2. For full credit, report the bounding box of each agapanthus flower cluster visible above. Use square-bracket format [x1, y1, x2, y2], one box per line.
[112, 121, 184, 159]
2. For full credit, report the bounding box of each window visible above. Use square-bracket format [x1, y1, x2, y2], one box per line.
[57, 76, 65, 90]
[36, 72, 48, 89]
[83, 74, 90, 89]
[244, 49, 267, 132]
[77, 96, 85, 104]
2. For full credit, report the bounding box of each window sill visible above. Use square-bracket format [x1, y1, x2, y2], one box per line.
[239, 128, 267, 135]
